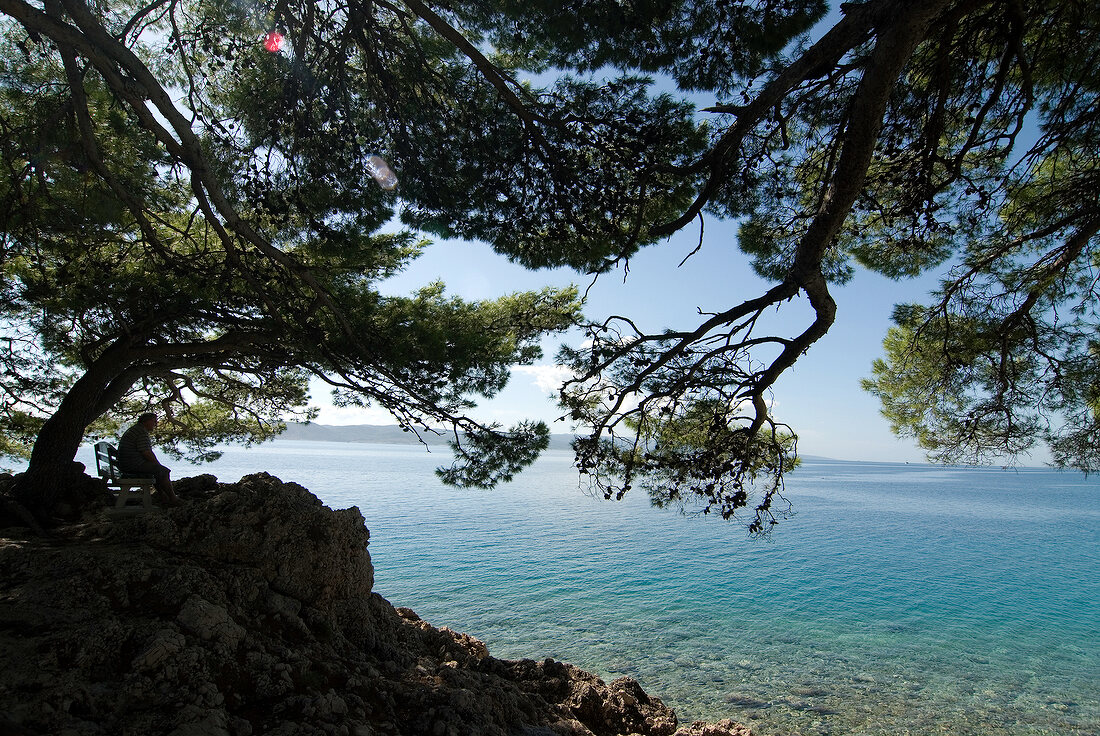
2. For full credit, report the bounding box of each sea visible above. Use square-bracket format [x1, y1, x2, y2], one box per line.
[66, 440, 1099, 735]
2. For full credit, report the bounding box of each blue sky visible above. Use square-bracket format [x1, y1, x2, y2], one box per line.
[312, 213, 959, 464]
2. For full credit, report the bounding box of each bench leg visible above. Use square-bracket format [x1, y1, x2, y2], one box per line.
[111, 483, 156, 510]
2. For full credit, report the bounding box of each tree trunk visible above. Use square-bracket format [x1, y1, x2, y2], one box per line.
[19, 409, 95, 518]
[16, 342, 138, 522]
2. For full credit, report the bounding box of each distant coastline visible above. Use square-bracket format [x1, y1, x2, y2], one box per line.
[279, 422, 851, 460]
[280, 422, 578, 451]
[256, 429, 1038, 470]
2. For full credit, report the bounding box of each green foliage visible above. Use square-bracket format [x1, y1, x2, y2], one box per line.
[602, 398, 800, 535]
[457, 0, 827, 94]
[864, 270, 1100, 470]
[402, 75, 708, 272]
[438, 420, 550, 487]
[0, 409, 43, 460]
[0, 6, 582, 488]
[857, 1, 1100, 469]
[844, 2, 1095, 468]
[557, 309, 802, 533]
[4, 0, 1097, 525]
[862, 308, 1043, 464]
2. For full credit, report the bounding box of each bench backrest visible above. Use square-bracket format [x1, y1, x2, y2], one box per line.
[94, 441, 120, 481]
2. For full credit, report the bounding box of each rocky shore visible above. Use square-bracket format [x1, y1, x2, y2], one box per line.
[0, 472, 753, 736]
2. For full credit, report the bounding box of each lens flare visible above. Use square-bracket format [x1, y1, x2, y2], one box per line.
[366, 155, 398, 190]
[263, 31, 284, 53]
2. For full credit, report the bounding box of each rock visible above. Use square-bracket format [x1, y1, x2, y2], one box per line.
[0, 472, 754, 736]
[132, 628, 187, 670]
[177, 595, 247, 649]
[176, 474, 219, 499]
[673, 720, 754, 736]
[110, 472, 375, 605]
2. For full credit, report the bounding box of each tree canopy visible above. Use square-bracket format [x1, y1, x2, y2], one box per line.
[0, 0, 585, 517]
[1, 0, 1097, 530]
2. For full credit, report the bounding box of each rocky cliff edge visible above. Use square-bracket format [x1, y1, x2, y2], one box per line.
[0, 472, 752, 736]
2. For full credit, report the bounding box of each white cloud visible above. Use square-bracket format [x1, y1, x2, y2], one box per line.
[512, 364, 573, 395]
[312, 403, 396, 426]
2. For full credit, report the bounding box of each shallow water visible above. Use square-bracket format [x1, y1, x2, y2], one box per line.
[70, 441, 1100, 735]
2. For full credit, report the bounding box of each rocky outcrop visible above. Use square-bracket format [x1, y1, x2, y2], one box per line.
[0, 473, 752, 736]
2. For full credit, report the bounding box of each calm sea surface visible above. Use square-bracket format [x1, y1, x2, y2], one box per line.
[70, 440, 1100, 735]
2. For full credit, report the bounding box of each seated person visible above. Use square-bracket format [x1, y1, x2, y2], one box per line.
[117, 412, 180, 506]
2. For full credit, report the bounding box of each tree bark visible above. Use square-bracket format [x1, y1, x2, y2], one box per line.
[16, 341, 138, 521]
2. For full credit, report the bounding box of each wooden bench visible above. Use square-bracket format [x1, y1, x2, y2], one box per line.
[94, 441, 155, 511]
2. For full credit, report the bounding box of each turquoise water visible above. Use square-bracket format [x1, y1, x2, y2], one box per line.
[73, 441, 1100, 734]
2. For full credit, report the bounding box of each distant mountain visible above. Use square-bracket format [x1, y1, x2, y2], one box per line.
[278, 425, 855, 459]
[280, 423, 577, 450]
